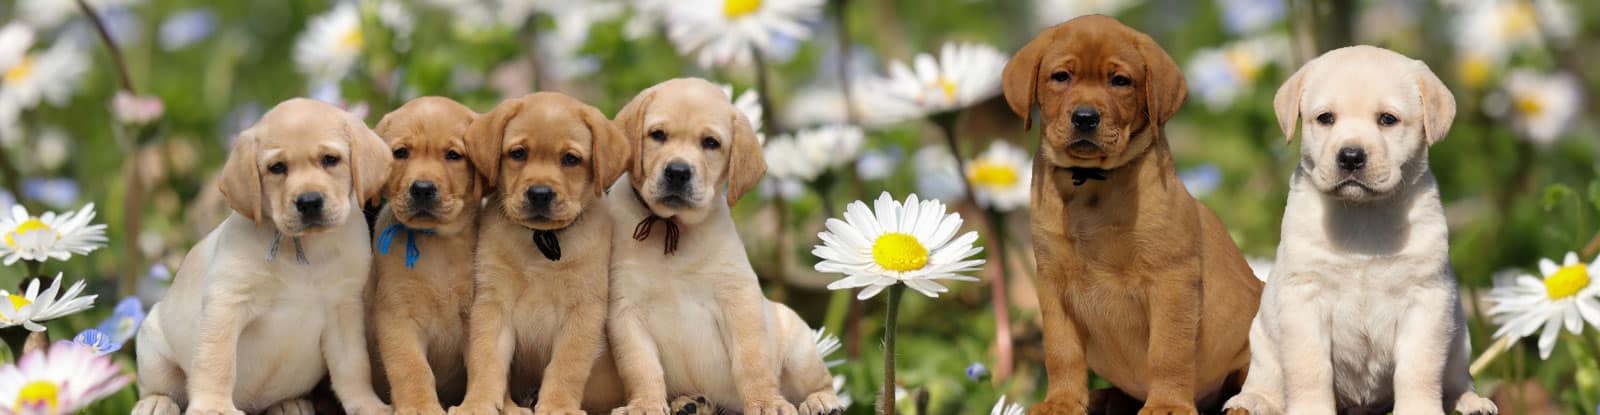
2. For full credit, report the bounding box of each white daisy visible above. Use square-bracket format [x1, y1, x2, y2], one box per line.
[0, 273, 97, 332]
[991, 395, 1025, 415]
[813, 327, 843, 368]
[14, 0, 145, 30]
[912, 146, 965, 202]
[294, 2, 366, 83]
[1030, 0, 1142, 29]
[0, 341, 131, 414]
[537, 2, 624, 81]
[0, 23, 90, 140]
[665, 0, 823, 68]
[1450, 0, 1574, 88]
[832, 374, 852, 409]
[813, 192, 985, 299]
[0, 204, 108, 265]
[1219, 0, 1286, 35]
[1486, 252, 1600, 359]
[764, 124, 865, 184]
[721, 84, 765, 138]
[1185, 35, 1289, 110]
[1493, 69, 1583, 145]
[966, 140, 1032, 212]
[869, 42, 1007, 121]
[783, 84, 918, 128]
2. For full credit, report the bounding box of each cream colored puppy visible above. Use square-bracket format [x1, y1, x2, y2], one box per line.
[607, 78, 842, 415]
[1222, 46, 1495, 415]
[133, 98, 392, 415]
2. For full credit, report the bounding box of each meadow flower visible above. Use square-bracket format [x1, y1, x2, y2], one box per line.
[912, 146, 965, 202]
[96, 297, 146, 344]
[0, 273, 97, 332]
[1450, 0, 1574, 88]
[764, 125, 865, 184]
[784, 83, 918, 128]
[159, 8, 217, 51]
[855, 147, 902, 181]
[1185, 35, 1289, 110]
[0, 204, 106, 265]
[966, 140, 1031, 212]
[537, 2, 625, 81]
[1179, 163, 1222, 198]
[965, 362, 989, 381]
[814, 192, 985, 299]
[1219, 0, 1286, 34]
[1486, 252, 1600, 359]
[665, 0, 823, 68]
[20, 178, 79, 210]
[814, 327, 843, 368]
[991, 395, 1025, 415]
[832, 374, 852, 409]
[33, 127, 71, 172]
[372, 0, 415, 51]
[0, 341, 132, 414]
[1030, 0, 1142, 29]
[14, 0, 145, 30]
[112, 92, 165, 125]
[870, 42, 1007, 120]
[0, 23, 90, 138]
[72, 329, 121, 356]
[1492, 69, 1583, 145]
[721, 84, 765, 138]
[294, 2, 365, 83]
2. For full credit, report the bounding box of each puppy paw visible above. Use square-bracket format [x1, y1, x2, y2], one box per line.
[263, 399, 316, 415]
[447, 401, 502, 415]
[133, 395, 181, 415]
[796, 391, 844, 415]
[183, 399, 245, 415]
[743, 396, 797, 415]
[1222, 393, 1279, 415]
[1028, 395, 1088, 415]
[610, 400, 670, 415]
[1453, 391, 1497, 415]
[531, 405, 584, 415]
[670, 395, 716, 415]
[1136, 402, 1197, 415]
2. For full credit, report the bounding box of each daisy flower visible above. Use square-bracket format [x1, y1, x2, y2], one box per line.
[966, 140, 1032, 212]
[722, 84, 765, 138]
[991, 395, 1025, 415]
[0, 23, 90, 139]
[0, 273, 97, 332]
[832, 374, 852, 409]
[0, 341, 132, 414]
[764, 124, 865, 184]
[1450, 0, 1574, 88]
[814, 192, 985, 299]
[0, 204, 108, 265]
[294, 2, 366, 83]
[869, 42, 1007, 121]
[537, 2, 624, 81]
[73, 329, 121, 356]
[96, 297, 146, 344]
[665, 0, 823, 68]
[1185, 35, 1289, 111]
[912, 146, 965, 202]
[1486, 252, 1600, 359]
[1492, 69, 1583, 145]
[813, 327, 843, 368]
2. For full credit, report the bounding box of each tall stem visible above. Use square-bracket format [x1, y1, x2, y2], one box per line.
[751, 48, 784, 136]
[74, 0, 136, 94]
[985, 210, 1014, 381]
[878, 285, 904, 415]
[76, 0, 145, 297]
[752, 47, 789, 301]
[830, 0, 859, 124]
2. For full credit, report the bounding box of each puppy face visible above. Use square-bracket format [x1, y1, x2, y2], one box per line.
[1002, 15, 1186, 170]
[1276, 46, 1455, 202]
[375, 97, 480, 228]
[614, 78, 764, 224]
[465, 92, 629, 231]
[218, 98, 391, 236]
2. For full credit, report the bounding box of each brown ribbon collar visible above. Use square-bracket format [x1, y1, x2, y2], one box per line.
[1065, 167, 1109, 186]
[630, 190, 680, 255]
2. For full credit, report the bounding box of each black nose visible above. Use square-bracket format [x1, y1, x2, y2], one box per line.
[1071, 107, 1100, 132]
[663, 162, 693, 186]
[409, 180, 437, 201]
[1337, 147, 1367, 171]
[294, 193, 324, 216]
[525, 186, 556, 209]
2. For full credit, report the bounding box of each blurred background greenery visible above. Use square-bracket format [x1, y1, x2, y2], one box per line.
[1, 0, 1598, 413]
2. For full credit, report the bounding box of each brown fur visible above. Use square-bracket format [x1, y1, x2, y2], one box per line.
[1002, 15, 1262, 414]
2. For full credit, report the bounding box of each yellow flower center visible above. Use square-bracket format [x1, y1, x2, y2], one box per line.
[1225, 49, 1263, 82]
[1457, 55, 1492, 89]
[1546, 264, 1590, 299]
[725, 0, 761, 18]
[934, 77, 958, 104]
[871, 233, 928, 272]
[1501, 3, 1538, 37]
[339, 28, 363, 51]
[4, 56, 34, 85]
[16, 381, 59, 415]
[1515, 96, 1543, 116]
[8, 294, 31, 310]
[5, 218, 53, 247]
[969, 160, 1019, 188]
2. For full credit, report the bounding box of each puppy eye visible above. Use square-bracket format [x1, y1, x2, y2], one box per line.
[392, 148, 409, 160]
[1315, 112, 1335, 125]
[561, 153, 582, 167]
[321, 155, 341, 167]
[268, 162, 287, 175]
[1049, 71, 1071, 82]
[445, 150, 463, 161]
[1377, 113, 1399, 126]
[701, 136, 720, 150]
[649, 130, 666, 142]
[508, 148, 528, 161]
[1110, 75, 1132, 87]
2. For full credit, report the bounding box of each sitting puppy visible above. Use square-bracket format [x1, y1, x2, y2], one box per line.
[607, 78, 843, 415]
[369, 97, 480, 413]
[1222, 45, 1496, 415]
[133, 98, 391, 415]
[1001, 15, 1262, 413]
[451, 92, 630, 414]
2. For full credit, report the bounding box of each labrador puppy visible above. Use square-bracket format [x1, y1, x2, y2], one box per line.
[1002, 15, 1262, 414]
[451, 92, 630, 415]
[1221, 45, 1496, 415]
[369, 97, 480, 414]
[606, 78, 842, 415]
[133, 98, 392, 415]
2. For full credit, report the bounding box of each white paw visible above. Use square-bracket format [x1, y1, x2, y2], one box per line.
[1221, 393, 1281, 415]
[1454, 391, 1497, 415]
[671, 395, 716, 415]
[264, 398, 315, 415]
[133, 395, 181, 415]
[797, 391, 843, 415]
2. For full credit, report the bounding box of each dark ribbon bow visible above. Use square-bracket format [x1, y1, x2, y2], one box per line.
[376, 224, 435, 269]
[532, 230, 561, 261]
[631, 190, 680, 255]
[1065, 167, 1109, 186]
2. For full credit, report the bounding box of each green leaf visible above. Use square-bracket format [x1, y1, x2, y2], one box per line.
[1544, 184, 1574, 212]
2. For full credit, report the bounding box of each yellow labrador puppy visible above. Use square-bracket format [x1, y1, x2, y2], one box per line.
[607, 78, 842, 415]
[1222, 46, 1496, 415]
[369, 97, 480, 414]
[133, 98, 392, 415]
[451, 92, 630, 414]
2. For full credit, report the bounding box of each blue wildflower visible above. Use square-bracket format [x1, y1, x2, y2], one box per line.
[965, 362, 989, 381]
[1179, 164, 1223, 198]
[95, 296, 146, 344]
[21, 178, 79, 209]
[160, 8, 216, 51]
[73, 328, 121, 355]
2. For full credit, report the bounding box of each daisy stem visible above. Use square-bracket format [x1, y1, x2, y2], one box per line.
[984, 209, 1013, 381]
[879, 284, 904, 415]
[1468, 335, 1511, 376]
[73, 0, 137, 94]
[830, 0, 859, 124]
[1581, 228, 1600, 259]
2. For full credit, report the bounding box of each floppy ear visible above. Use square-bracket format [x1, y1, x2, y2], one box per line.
[373, 109, 401, 145]
[613, 85, 659, 179]
[726, 111, 766, 206]
[582, 105, 630, 197]
[1002, 29, 1052, 131]
[343, 112, 393, 207]
[465, 99, 522, 186]
[218, 128, 264, 223]
[1274, 60, 1312, 143]
[1414, 60, 1456, 145]
[1135, 33, 1186, 128]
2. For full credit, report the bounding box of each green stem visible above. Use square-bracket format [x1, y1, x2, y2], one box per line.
[73, 0, 136, 94]
[751, 46, 784, 136]
[879, 284, 904, 415]
[830, 0, 858, 124]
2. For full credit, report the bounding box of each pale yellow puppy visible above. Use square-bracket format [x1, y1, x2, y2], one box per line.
[607, 78, 842, 415]
[133, 98, 391, 415]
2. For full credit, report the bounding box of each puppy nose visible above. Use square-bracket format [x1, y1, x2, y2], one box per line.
[663, 162, 693, 186]
[1071, 107, 1100, 132]
[1337, 147, 1367, 171]
[409, 180, 437, 200]
[525, 186, 556, 208]
[294, 193, 324, 216]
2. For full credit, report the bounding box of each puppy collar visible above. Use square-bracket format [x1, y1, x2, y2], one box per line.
[1065, 167, 1109, 186]
[630, 190, 680, 256]
[268, 231, 309, 265]
[531, 229, 561, 261]
[376, 224, 435, 269]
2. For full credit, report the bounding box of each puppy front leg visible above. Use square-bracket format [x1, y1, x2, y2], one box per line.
[185, 291, 252, 415]
[376, 306, 445, 415]
[533, 292, 606, 414]
[1392, 287, 1451, 415]
[610, 304, 669, 415]
[1031, 260, 1089, 415]
[713, 279, 795, 415]
[453, 285, 516, 415]
[1140, 259, 1202, 415]
[325, 294, 391, 415]
[1277, 282, 1335, 415]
